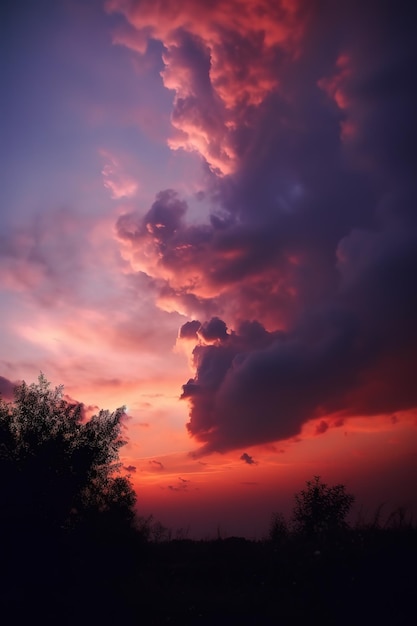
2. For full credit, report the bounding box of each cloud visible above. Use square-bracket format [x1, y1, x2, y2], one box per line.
[0, 376, 16, 400]
[315, 420, 329, 436]
[106, 0, 306, 174]
[0, 207, 106, 308]
[149, 459, 164, 471]
[116, 188, 314, 326]
[180, 289, 417, 455]
[62, 396, 100, 422]
[123, 464, 137, 473]
[198, 317, 228, 344]
[112, 1, 417, 455]
[168, 477, 190, 491]
[240, 453, 257, 465]
[179, 320, 201, 340]
[100, 150, 139, 199]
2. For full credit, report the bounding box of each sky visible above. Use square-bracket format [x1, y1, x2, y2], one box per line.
[1, 0, 417, 538]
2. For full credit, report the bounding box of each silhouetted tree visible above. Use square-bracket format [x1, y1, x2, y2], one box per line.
[0, 374, 136, 539]
[292, 476, 354, 540]
[269, 512, 289, 546]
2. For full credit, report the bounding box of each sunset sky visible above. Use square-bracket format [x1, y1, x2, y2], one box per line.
[2, 0, 416, 538]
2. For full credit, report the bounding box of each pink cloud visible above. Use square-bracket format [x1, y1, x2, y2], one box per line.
[106, 0, 307, 173]
[116, 189, 308, 328]
[106, 0, 417, 462]
[318, 54, 358, 141]
[100, 149, 139, 199]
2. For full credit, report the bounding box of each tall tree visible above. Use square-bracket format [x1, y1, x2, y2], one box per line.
[0, 374, 136, 537]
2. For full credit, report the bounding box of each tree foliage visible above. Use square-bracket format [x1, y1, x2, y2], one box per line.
[269, 512, 289, 546]
[292, 476, 354, 538]
[0, 374, 136, 537]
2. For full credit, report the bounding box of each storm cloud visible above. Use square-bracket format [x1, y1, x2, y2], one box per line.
[112, 0, 417, 454]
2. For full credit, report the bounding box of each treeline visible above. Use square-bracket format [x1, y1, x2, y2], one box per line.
[1, 377, 415, 625]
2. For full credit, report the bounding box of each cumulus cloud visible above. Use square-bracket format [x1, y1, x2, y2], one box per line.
[180, 290, 417, 454]
[106, 0, 306, 174]
[179, 314, 357, 454]
[116, 188, 309, 326]
[112, 1, 417, 454]
[198, 317, 228, 343]
[179, 320, 201, 340]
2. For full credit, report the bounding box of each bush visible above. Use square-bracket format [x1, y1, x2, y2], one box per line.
[292, 476, 354, 540]
[0, 374, 136, 538]
[269, 512, 289, 546]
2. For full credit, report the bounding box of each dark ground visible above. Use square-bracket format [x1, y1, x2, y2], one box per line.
[1, 527, 416, 625]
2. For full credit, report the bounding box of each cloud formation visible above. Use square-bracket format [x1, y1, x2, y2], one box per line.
[112, 1, 417, 455]
[240, 453, 257, 465]
[100, 150, 139, 199]
[0, 376, 15, 401]
[168, 477, 190, 492]
[149, 459, 165, 471]
[106, 0, 306, 174]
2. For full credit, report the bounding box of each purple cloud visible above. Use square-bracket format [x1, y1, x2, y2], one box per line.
[112, 0, 417, 456]
[240, 453, 257, 465]
[0, 376, 15, 401]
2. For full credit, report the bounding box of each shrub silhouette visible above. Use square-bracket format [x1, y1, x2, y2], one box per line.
[292, 475, 354, 540]
[269, 512, 289, 546]
[0, 374, 136, 538]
